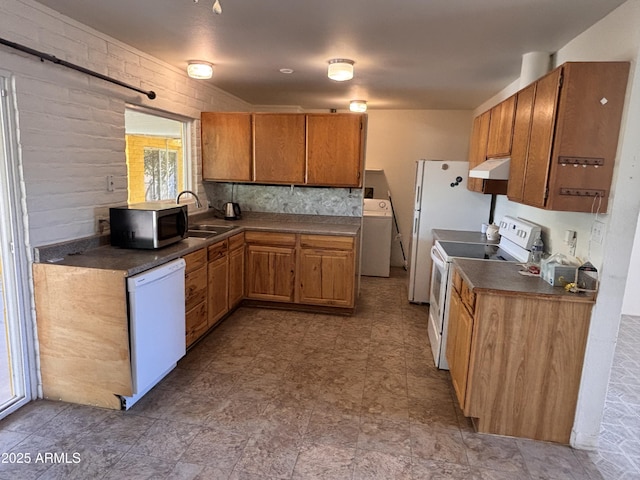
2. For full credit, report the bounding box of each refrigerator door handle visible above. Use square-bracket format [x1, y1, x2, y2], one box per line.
[415, 185, 421, 208]
[413, 217, 419, 235]
[431, 245, 446, 270]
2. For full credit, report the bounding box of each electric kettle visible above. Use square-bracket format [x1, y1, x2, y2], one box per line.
[223, 202, 241, 220]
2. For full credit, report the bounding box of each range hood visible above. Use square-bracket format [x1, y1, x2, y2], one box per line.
[469, 158, 510, 180]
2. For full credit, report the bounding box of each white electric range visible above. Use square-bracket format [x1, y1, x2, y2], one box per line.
[428, 216, 542, 370]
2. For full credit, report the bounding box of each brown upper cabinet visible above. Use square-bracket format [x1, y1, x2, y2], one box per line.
[201, 112, 252, 182]
[306, 114, 366, 187]
[201, 112, 366, 188]
[253, 113, 306, 184]
[467, 111, 491, 193]
[480, 61, 629, 213]
[486, 95, 516, 158]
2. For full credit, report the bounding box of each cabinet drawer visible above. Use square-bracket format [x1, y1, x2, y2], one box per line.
[228, 232, 245, 251]
[245, 231, 296, 246]
[208, 239, 228, 262]
[300, 234, 354, 250]
[185, 265, 207, 311]
[186, 301, 208, 347]
[184, 248, 207, 273]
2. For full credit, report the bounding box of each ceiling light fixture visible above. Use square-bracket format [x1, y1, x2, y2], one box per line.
[187, 61, 214, 79]
[212, 0, 222, 14]
[328, 59, 354, 81]
[349, 100, 367, 113]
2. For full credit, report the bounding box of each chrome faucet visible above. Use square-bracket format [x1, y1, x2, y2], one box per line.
[176, 190, 202, 208]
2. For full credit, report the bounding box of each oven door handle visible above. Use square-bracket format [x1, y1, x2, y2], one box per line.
[430, 245, 446, 270]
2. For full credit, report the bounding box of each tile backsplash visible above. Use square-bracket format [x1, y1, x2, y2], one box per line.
[204, 183, 363, 217]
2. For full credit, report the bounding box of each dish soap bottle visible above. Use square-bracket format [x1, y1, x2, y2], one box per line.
[531, 235, 544, 265]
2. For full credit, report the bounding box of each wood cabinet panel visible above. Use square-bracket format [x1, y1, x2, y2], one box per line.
[245, 231, 296, 246]
[208, 255, 229, 325]
[185, 264, 207, 311]
[507, 83, 536, 202]
[33, 264, 131, 409]
[486, 95, 516, 158]
[446, 290, 473, 409]
[546, 62, 630, 212]
[466, 294, 592, 443]
[208, 239, 228, 262]
[467, 112, 490, 192]
[184, 248, 207, 273]
[253, 114, 305, 184]
[201, 112, 252, 182]
[186, 301, 208, 348]
[298, 248, 355, 307]
[245, 244, 296, 302]
[522, 68, 561, 208]
[228, 244, 244, 309]
[300, 234, 354, 250]
[306, 114, 365, 187]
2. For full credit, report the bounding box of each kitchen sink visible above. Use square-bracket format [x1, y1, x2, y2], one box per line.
[187, 224, 238, 239]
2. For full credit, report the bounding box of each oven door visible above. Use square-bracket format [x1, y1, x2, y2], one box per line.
[427, 244, 449, 368]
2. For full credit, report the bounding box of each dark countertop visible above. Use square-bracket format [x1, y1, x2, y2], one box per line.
[432, 229, 498, 245]
[453, 258, 595, 303]
[37, 212, 361, 276]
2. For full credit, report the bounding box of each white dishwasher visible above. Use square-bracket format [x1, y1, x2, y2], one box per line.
[123, 258, 186, 409]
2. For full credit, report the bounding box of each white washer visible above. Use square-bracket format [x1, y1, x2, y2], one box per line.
[361, 198, 393, 277]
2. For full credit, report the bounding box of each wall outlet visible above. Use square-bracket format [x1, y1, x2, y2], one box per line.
[106, 175, 115, 192]
[591, 220, 605, 244]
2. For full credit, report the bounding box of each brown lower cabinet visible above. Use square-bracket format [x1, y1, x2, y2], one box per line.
[184, 248, 209, 348]
[298, 234, 355, 307]
[446, 268, 593, 444]
[244, 231, 297, 302]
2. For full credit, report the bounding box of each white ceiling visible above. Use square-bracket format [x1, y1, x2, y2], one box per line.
[34, 0, 626, 110]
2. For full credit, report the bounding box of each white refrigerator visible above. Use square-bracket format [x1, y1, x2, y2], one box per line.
[408, 159, 491, 303]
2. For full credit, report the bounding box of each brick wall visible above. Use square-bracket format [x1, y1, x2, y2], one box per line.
[0, 0, 250, 246]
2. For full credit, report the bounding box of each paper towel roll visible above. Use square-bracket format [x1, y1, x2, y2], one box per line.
[520, 52, 551, 88]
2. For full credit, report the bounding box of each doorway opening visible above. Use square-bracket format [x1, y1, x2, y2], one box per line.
[0, 72, 36, 418]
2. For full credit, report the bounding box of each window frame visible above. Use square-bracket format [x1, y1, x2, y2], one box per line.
[124, 105, 194, 204]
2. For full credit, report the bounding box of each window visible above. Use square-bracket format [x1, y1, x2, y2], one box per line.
[144, 147, 178, 201]
[125, 108, 190, 204]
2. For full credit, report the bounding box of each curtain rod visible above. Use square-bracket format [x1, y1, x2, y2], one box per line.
[0, 37, 156, 100]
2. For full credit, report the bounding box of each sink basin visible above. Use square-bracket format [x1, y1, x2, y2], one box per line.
[187, 224, 238, 239]
[187, 230, 218, 238]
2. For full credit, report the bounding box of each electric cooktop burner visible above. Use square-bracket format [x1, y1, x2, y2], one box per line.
[436, 241, 518, 262]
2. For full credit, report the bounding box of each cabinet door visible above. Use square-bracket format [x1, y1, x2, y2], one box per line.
[446, 290, 474, 410]
[306, 114, 365, 187]
[507, 84, 536, 202]
[298, 248, 355, 307]
[228, 244, 245, 308]
[208, 255, 229, 326]
[521, 68, 561, 208]
[245, 245, 296, 302]
[467, 111, 490, 192]
[201, 112, 252, 182]
[486, 96, 516, 158]
[253, 114, 305, 184]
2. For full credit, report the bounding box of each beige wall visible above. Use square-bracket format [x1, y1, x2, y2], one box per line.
[364, 110, 473, 266]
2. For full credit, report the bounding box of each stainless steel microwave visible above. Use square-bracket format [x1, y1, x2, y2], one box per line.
[110, 203, 188, 249]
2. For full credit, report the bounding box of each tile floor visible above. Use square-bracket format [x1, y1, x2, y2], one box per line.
[0, 269, 637, 479]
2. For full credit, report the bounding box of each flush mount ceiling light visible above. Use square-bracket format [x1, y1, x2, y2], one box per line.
[192, 0, 222, 15]
[349, 100, 367, 113]
[328, 59, 354, 81]
[187, 61, 213, 79]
